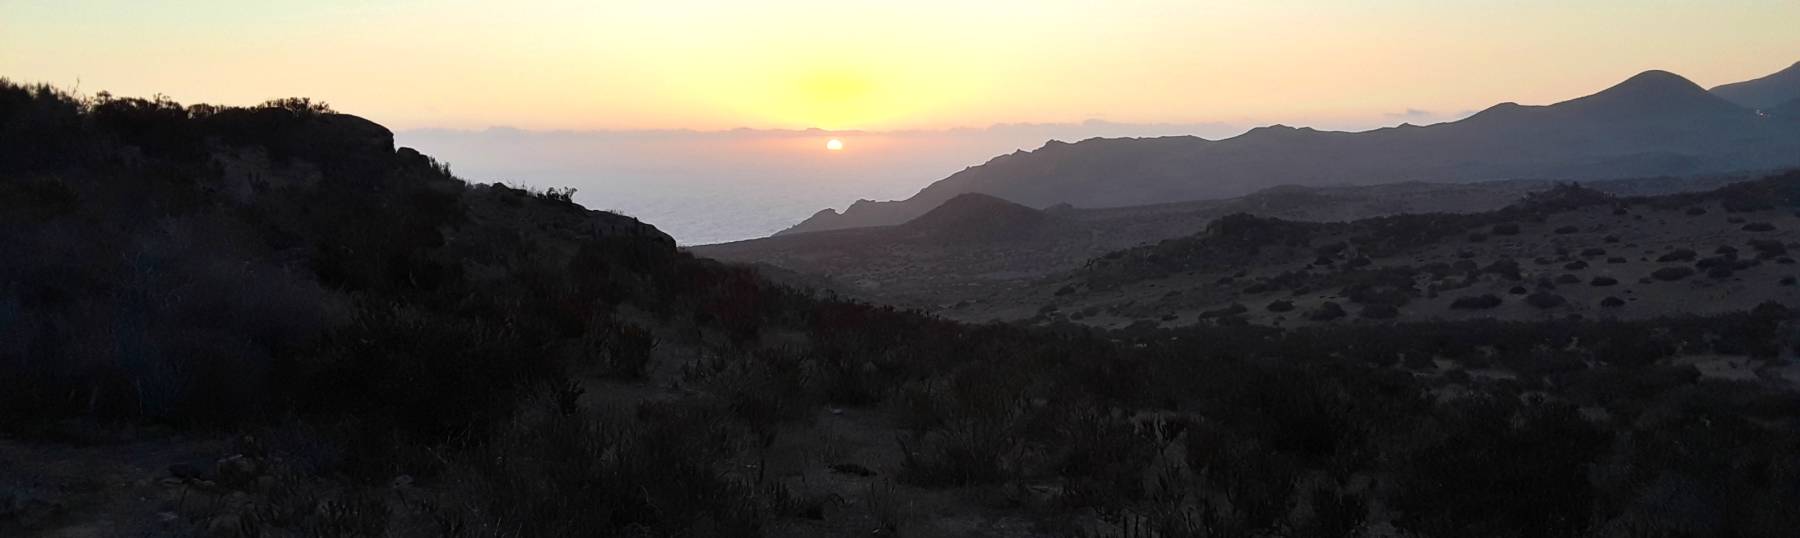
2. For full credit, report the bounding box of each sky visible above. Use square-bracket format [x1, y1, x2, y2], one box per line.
[4, 0, 1798, 132]
[4, 0, 1798, 244]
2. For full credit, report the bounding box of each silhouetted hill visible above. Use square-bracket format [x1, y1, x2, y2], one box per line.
[782, 68, 1800, 235]
[1548, 69, 1743, 120]
[1712, 61, 1800, 110]
[897, 192, 1055, 241]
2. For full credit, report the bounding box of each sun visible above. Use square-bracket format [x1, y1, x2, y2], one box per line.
[825, 138, 844, 151]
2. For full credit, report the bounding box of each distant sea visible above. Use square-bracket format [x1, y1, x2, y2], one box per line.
[395, 122, 1255, 245]
[554, 174, 922, 246]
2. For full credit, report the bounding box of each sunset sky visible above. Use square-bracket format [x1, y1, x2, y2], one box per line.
[4, 0, 1798, 132]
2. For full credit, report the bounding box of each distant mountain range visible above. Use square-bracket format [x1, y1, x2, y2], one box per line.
[775, 63, 1800, 237]
[1711, 61, 1800, 111]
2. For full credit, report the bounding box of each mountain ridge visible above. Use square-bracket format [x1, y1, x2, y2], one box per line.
[772, 66, 1800, 238]
[1711, 61, 1800, 110]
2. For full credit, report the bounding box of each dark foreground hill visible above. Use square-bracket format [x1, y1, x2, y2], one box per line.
[7, 81, 1800, 537]
[784, 66, 1800, 235]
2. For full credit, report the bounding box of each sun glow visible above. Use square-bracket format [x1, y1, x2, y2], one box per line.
[4, 3, 1797, 131]
[825, 138, 845, 151]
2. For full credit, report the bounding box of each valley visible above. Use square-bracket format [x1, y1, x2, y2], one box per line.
[8, 56, 1800, 538]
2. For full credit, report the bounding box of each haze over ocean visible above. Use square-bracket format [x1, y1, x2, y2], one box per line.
[396, 121, 1257, 245]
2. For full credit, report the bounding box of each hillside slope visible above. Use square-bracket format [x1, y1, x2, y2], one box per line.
[1712, 61, 1800, 110]
[698, 174, 1753, 308]
[994, 172, 1800, 329]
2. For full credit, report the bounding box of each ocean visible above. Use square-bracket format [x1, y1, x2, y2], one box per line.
[395, 122, 1246, 245]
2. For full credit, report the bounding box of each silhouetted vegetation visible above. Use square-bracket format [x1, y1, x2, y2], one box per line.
[6, 81, 1800, 537]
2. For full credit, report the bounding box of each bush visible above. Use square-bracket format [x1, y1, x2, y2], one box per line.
[1749, 239, 1787, 257]
[1361, 304, 1399, 319]
[593, 321, 659, 379]
[1652, 267, 1695, 281]
[298, 306, 542, 439]
[1657, 249, 1697, 262]
[898, 414, 1024, 487]
[1309, 302, 1347, 321]
[1483, 258, 1523, 280]
[1200, 303, 1249, 318]
[1451, 294, 1503, 309]
[1526, 292, 1567, 309]
[446, 399, 795, 536]
[1393, 400, 1607, 538]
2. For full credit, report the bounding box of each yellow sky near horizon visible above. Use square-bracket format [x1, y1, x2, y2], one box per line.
[2, 0, 1797, 131]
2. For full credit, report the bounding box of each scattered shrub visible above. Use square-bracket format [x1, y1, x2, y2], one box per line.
[1651, 267, 1696, 281]
[1526, 292, 1567, 309]
[1309, 301, 1347, 321]
[1361, 304, 1399, 319]
[1657, 249, 1697, 262]
[1451, 294, 1503, 309]
[1200, 303, 1249, 318]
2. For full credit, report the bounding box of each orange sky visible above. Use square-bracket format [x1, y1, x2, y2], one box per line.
[3, 1, 1797, 131]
